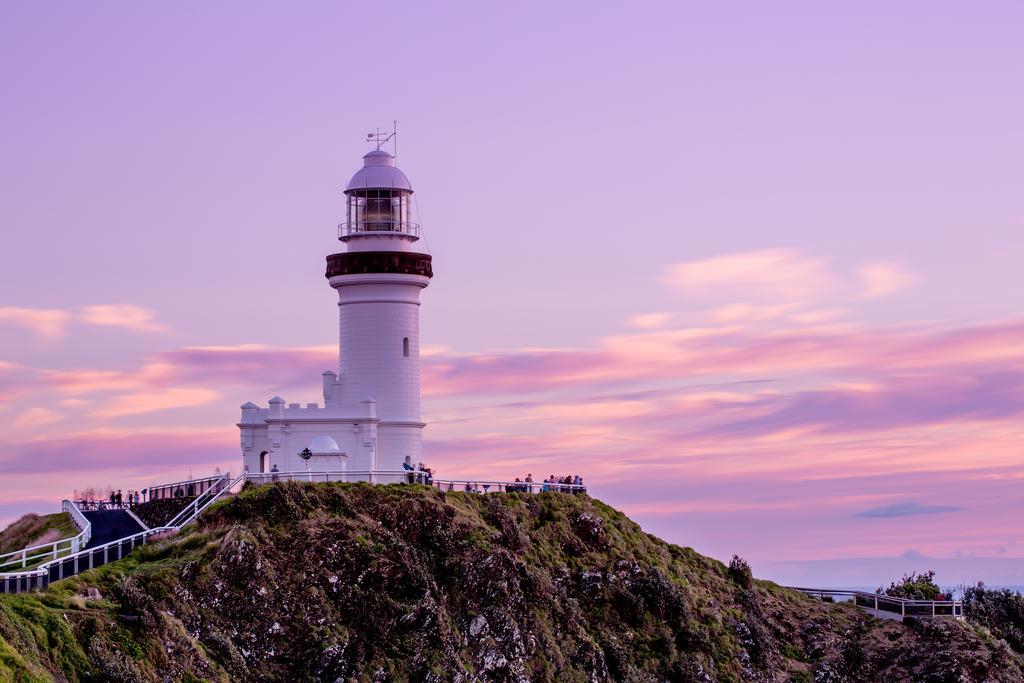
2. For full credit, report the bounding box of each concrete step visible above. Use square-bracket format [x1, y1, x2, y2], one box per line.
[82, 510, 144, 548]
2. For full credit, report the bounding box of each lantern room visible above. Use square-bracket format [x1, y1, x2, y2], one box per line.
[339, 149, 419, 240]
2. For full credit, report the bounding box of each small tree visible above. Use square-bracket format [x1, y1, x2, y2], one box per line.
[728, 555, 753, 589]
[963, 582, 1024, 653]
[877, 570, 943, 600]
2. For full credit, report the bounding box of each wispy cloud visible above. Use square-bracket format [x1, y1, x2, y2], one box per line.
[0, 304, 169, 338]
[662, 248, 834, 302]
[91, 387, 220, 418]
[0, 428, 234, 476]
[858, 262, 918, 298]
[79, 304, 168, 332]
[11, 407, 62, 430]
[857, 501, 963, 518]
[662, 250, 919, 309]
[0, 307, 71, 339]
[0, 254, 1021, 574]
[628, 312, 674, 329]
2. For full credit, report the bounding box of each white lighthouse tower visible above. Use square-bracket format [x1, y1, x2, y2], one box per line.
[238, 141, 432, 476]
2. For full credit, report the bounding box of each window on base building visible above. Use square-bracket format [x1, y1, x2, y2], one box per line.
[403, 337, 410, 357]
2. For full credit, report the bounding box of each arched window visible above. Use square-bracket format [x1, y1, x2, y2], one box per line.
[403, 337, 410, 357]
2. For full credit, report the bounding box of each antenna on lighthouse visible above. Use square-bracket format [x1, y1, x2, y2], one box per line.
[366, 121, 398, 157]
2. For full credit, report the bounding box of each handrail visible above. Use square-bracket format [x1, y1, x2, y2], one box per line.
[174, 472, 245, 527]
[164, 472, 231, 528]
[1, 473, 244, 590]
[790, 586, 963, 620]
[338, 221, 420, 239]
[431, 478, 587, 494]
[241, 470, 588, 494]
[0, 501, 91, 571]
[2, 468, 588, 591]
[147, 473, 229, 501]
[146, 473, 229, 491]
[63, 499, 92, 547]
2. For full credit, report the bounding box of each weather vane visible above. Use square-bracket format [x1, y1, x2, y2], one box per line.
[367, 120, 398, 156]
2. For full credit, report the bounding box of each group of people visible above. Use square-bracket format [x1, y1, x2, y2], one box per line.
[76, 489, 145, 510]
[402, 460, 434, 485]
[171, 483, 199, 498]
[507, 473, 586, 494]
[113, 490, 143, 507]
[542, 474, 585, 493]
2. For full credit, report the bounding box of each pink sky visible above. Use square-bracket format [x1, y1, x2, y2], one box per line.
[1, 2, 1022, 586]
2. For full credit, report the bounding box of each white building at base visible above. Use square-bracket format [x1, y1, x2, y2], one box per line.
[238, 146, 432, 475]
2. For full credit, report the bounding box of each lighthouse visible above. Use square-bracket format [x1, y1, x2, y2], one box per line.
[238, 142, 432, 476]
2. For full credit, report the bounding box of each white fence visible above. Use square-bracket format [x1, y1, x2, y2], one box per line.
[0, 472, 242, 594]
[1, 468, 587, 593]
[0, 500, 92, 572]
[147, 473, 230, 501]
[245, 470, 588, 494]
[791, 587, 964, 621]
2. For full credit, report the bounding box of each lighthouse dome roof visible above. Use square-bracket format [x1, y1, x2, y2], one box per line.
[346, 150, 412, 192]
[308, 435, 340, 454]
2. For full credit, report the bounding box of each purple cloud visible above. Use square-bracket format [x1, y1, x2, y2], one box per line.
[857, 502, 963, 518]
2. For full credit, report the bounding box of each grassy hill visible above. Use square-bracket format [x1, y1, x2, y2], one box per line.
[0, 513, 77, 556]
[1, 483, 1021, 682]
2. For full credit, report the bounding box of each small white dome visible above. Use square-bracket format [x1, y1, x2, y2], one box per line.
[346, 150, 413, 192]
[308, 435, 340, 454]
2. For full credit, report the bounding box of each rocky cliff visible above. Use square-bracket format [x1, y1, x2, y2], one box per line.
[1, 482, 1021, 682]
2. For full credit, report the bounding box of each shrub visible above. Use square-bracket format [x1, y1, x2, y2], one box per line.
[877, 570, 944, 600]
[728, 555, 753, 589]
[962, 582, 1024, 652]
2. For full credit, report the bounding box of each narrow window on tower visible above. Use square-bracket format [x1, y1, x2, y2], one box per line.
[403, 337, 410, 357]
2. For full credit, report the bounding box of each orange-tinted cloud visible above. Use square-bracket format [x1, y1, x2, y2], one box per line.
[92, 387, 220, 418]
[3, 304, 1023, 581]
[858, 261, 917, 298]
[0, 307, 71, 339]
[79, 304, 168, 332]
[662, 248, 834, 302]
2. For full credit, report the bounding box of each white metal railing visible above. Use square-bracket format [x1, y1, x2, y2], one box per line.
[337, 221, 420, 240]
[169, 472, 244, 527]
[791, 587, 963, 621]
[147, 473, 230, 501]
[1, 468, 588, 592]
[245, 470, 410, 486]
[0, 473, 244, 592]
[64, 499, 91, 548]
[165, 472, 233, 527]
[0, 500, 91, 572]
[242, 470, 588, 494]
[430, 478, 587, 494]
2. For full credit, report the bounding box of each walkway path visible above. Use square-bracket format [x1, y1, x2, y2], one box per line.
[82, 511, 144, 549]
[790, 587, 963, 621]
[3, 469, 585, 595]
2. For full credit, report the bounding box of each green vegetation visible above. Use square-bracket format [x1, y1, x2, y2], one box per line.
[877, 570, 947, 600]
[963, 583, 1024, 653]
[1, 483, 1021, 681]
[0, 513, 81, 571]
[132, 497, 196, 528]
[728, 554, 753, 589]
[0, 513, 77, 555]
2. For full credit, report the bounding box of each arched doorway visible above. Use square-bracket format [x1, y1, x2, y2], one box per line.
[259, 451, 269, 473]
